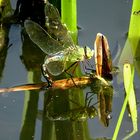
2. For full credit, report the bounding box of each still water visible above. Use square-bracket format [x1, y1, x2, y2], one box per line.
[0, 0, 140, 140]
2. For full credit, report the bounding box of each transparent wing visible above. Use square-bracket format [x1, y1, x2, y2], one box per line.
[45, 2, 60, 21]
[24, 20, 71, 55]
[44, 2, 76, 51]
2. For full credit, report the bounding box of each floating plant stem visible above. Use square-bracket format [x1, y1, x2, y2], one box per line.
[112, 63, 137, 140]
[0, 75, 109, 93]
[61, 0, 77, 32]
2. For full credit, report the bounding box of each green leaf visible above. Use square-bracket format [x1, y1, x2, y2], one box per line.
[128, 0, 140, 78]
[112, 63, 137, 140]
[122, 63, 137, 140]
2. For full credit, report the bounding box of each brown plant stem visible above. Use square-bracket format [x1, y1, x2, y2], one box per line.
[0, 75, 108, 93]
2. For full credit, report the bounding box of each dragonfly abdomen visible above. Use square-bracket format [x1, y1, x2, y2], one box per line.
[43, 52, 66, 76]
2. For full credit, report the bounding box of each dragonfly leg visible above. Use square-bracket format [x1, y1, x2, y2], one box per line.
[81, 56, 96, 77]
[85, 92, 95, 107]
[65, 61, 78, 75]
[84, 60, 94, 70]
[41, 66, 52, 90]
[82, 64, 96, 78]
[65, 70, 78, 88]
[64, 62, 79, 88]
[83, 46, 95, 73]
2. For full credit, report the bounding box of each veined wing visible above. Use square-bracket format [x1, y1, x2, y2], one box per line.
[45, 2, 60, 21]
[24, 20, 72, 55]
[45, 2, 76, 51]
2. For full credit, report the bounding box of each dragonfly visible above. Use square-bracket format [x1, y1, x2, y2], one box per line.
[24, 3, 94, 82]
[45, 92, 97, 121]
[46, 103, 97, 121]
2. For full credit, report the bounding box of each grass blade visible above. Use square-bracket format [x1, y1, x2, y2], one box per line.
[112, 62, 137, 140]
[122, 63, 137, 140]
[128, 0, 140, 78]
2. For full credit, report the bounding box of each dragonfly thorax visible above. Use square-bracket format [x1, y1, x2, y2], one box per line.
[67, 46, 94, 62]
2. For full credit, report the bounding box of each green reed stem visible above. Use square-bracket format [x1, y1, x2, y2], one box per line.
[61, 0, 77, 32]
[128, 0, 140, 54]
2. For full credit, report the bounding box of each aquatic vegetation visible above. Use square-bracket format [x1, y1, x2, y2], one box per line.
[0, 0, 139, 140]
[113, 0, 139, 139]
[113, 63, 137, 140]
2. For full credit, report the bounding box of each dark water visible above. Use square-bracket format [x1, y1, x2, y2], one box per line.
[0, 0, 140, 140]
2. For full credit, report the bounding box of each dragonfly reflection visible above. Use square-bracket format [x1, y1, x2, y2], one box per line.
[97, 86, 113, 127]
[24, 3, 94, 82]
[89, 77, 113, 127]
[45, 92, 97, 121]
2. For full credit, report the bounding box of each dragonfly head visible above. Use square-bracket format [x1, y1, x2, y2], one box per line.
[84, 46, 94, 59]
